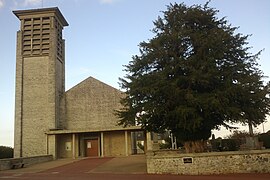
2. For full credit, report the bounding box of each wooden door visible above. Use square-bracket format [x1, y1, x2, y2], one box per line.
[86, 139, 99, 157]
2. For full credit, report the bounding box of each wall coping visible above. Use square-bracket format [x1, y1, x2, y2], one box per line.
[147, 149, 270, 158]
[0, 155, 52, 161]
[146, 149, 270, 175]
[0, 155, 53, 171]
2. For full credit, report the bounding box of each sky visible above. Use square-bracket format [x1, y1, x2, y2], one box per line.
[0, 0, 270, 147]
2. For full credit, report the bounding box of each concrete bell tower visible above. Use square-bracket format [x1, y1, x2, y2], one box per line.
[13, 8, 68, 157]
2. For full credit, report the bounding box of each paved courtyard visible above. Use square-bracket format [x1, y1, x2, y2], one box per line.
[0, 155, 270, 180]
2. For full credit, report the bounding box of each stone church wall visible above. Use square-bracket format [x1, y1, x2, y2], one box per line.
[21, 56, 51, 157]
[103, 131, 132, 156]
[65, 77, 124, 131]
[56, 134, 72, 158]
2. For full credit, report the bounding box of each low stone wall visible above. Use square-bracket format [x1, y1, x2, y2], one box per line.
[146, 149, 270, 175]
[0, 155, 53, 171]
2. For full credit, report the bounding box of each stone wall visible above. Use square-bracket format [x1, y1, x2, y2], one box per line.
[65, 77, 125, 131]
[104, 131, 131, 156]
[22, 56, 51, 157]
[0, 155, 53, 171]
[57, 134, 72, 158]
[147, 150, 270, 175]
[14, 9, 67, 158]
[14, 31, 23, 158]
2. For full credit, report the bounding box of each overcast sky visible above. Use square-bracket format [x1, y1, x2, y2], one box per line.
[0, 0, 269, 147]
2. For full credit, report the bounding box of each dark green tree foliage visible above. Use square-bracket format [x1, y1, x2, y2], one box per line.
[117, 2, 270, 145]
[0, 146, 13, 159]
[259, 131, 270, 149]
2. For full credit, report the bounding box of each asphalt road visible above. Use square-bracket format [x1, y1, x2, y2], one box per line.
[1, 172, 270, 180]
[0, 156, 270, 180]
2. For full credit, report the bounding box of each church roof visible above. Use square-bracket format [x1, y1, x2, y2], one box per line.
[13, 7, 69, 26]
[66, 76, 122, 94]
[64, 76, 126, 132]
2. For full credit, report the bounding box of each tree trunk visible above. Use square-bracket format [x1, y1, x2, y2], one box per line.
[248, 121, 254, 136]
[184, 140, 206, 153]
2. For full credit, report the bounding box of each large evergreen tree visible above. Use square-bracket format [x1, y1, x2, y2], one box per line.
[117, 2, 270, 152]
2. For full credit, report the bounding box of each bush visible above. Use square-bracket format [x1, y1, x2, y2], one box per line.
[137, 142, 144, 152]
[221, 139, 240, 151]
[258, 133, 270, 148]
[210, 139, 240, 151]
[159, 142, 171, 149]
[225, 130, 251, 139]
[0, 146, 13, 159]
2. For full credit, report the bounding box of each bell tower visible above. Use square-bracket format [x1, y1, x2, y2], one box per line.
[13, 8, 68, 157]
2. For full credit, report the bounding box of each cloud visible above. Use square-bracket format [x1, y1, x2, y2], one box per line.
[12, 0, 42, 8]
[0, 0, 4, 9]
[99, 0, 119, 5]
[23, 0, 42, 6]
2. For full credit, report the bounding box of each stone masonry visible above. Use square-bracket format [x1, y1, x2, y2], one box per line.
[147, 149, 270, 175]
[13, 7, 140, 159]
[13, 8, 68, 157]
[65, 77, 125, 131]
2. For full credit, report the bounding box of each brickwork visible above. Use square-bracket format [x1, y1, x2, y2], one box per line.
[146, 150, 270, 175]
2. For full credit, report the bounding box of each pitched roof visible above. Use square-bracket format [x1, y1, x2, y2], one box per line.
[66, 76, 122, 94]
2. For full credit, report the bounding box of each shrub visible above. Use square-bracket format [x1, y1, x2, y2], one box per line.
[258, 133, 270, 149]
[210, 139, 240, 151]
[159, 142, 171, 149]
[225, 130, 251, 139]
[137, 142, 144, 152]
[0, 146, 13, 159]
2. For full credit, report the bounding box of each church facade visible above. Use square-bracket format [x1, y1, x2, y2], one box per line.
[13, 7, 144, 159]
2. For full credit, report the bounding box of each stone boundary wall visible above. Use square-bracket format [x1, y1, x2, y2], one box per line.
[0, 155, 53, 171]
[146, 149, 270, 175]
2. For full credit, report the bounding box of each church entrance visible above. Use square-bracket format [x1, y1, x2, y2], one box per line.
[86, 139, 99, 157]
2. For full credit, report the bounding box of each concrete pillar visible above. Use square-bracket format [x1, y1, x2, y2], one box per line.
[48, 135, 57, 159]
[146, 132, 153, 151]
[131, 132, 137, 154]
[152, 133, 160, 150]
[100, 132, 104, 157]
[72, 133, 75, 159]
[125, 131, 128, 156]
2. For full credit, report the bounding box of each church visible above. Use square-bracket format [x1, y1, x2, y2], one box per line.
[13, 7, 148, 159]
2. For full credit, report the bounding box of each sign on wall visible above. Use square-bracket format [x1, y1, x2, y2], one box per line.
[65, 142, 71, 151]
[87, 142, 92, 148]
